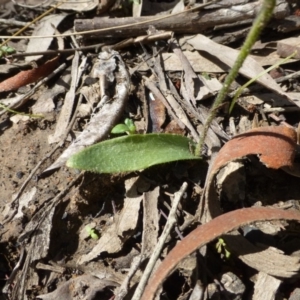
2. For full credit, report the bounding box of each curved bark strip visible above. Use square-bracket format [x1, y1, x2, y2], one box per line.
[201, 125, 297, 222]
[211, 125, 296, 172]
[140, 207, 300, 300]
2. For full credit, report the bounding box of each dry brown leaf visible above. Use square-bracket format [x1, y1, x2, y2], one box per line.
[149, 95, 166, 132]
[25, 14, 67, 62]
[0, 56, 59, 93]
[48, 52, 82, 144]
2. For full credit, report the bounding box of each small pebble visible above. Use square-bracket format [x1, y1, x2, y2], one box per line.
[16, 171, 24, 179]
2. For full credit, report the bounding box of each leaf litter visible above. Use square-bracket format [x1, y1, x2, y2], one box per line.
[0, 1, 300, 300]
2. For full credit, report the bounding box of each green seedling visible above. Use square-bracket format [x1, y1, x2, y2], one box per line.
[0, 46, 15, 58]
[85, 225, 99, 240]
[202, 72, 211, 80]
[111, 118, 136, 135]
[216, 238, 231, 259]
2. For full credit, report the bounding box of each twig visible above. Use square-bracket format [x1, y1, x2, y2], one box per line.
[114, 255, 142, 300]
[8, 43, 105, 58]
[195, 0, 276, 157]
[0, 18, 34, 28]
[6, 32, 170, 59]
[275, 69, 300, 83]
[131, 182, 188, 300]
[160, 209, 184, 240]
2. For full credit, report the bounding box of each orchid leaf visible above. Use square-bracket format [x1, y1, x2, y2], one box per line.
[67, 134, 199, 174]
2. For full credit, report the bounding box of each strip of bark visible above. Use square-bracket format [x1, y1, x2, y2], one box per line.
[140, 207, 300, 300]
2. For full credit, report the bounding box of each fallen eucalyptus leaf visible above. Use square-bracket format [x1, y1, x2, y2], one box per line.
[67, 134, 199, 174]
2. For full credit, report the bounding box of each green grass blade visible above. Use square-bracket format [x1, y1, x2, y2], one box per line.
[229, 51, 297, 113]
[66, 134, 200, 173]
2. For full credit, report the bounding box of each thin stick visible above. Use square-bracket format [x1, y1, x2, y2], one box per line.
[8, 43, 105, 58]
[195, 0, 276, 157]
[131, 182, 188, 300]
[114, 255, 142, 300]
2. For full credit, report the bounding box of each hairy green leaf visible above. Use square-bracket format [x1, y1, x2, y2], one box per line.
[66, 134, 199, 174]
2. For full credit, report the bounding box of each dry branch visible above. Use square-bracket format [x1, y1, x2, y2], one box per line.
[75, 1, 289, 38]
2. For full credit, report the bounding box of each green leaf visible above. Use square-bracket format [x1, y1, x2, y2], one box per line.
[2, 46, 15, 54]
[124, 118, 136, 134]
[111, 124, 130, 134]
[67, 134, 200, 174]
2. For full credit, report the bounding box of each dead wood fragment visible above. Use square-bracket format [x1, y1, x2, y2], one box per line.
[277, 37, 300, 59]
[271, 15, 300, 33]
[105, 31, 172, 51]
[170, 39, 197, 104]
[223, 232, 300, 278]
[141, 187, 160, 259]
[114, 255, 142, 300]
[74, 1, 289, 38]
[48, 52, 83, 144]
[252, 272, 281, 300]
[35, 262, 65, 273]
[137, 50, 224, 73]
[220, 271, 245, 297]
[142, 47, 200, 141]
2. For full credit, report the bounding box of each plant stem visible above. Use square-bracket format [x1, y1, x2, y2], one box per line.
[194, 0, 276, 157]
